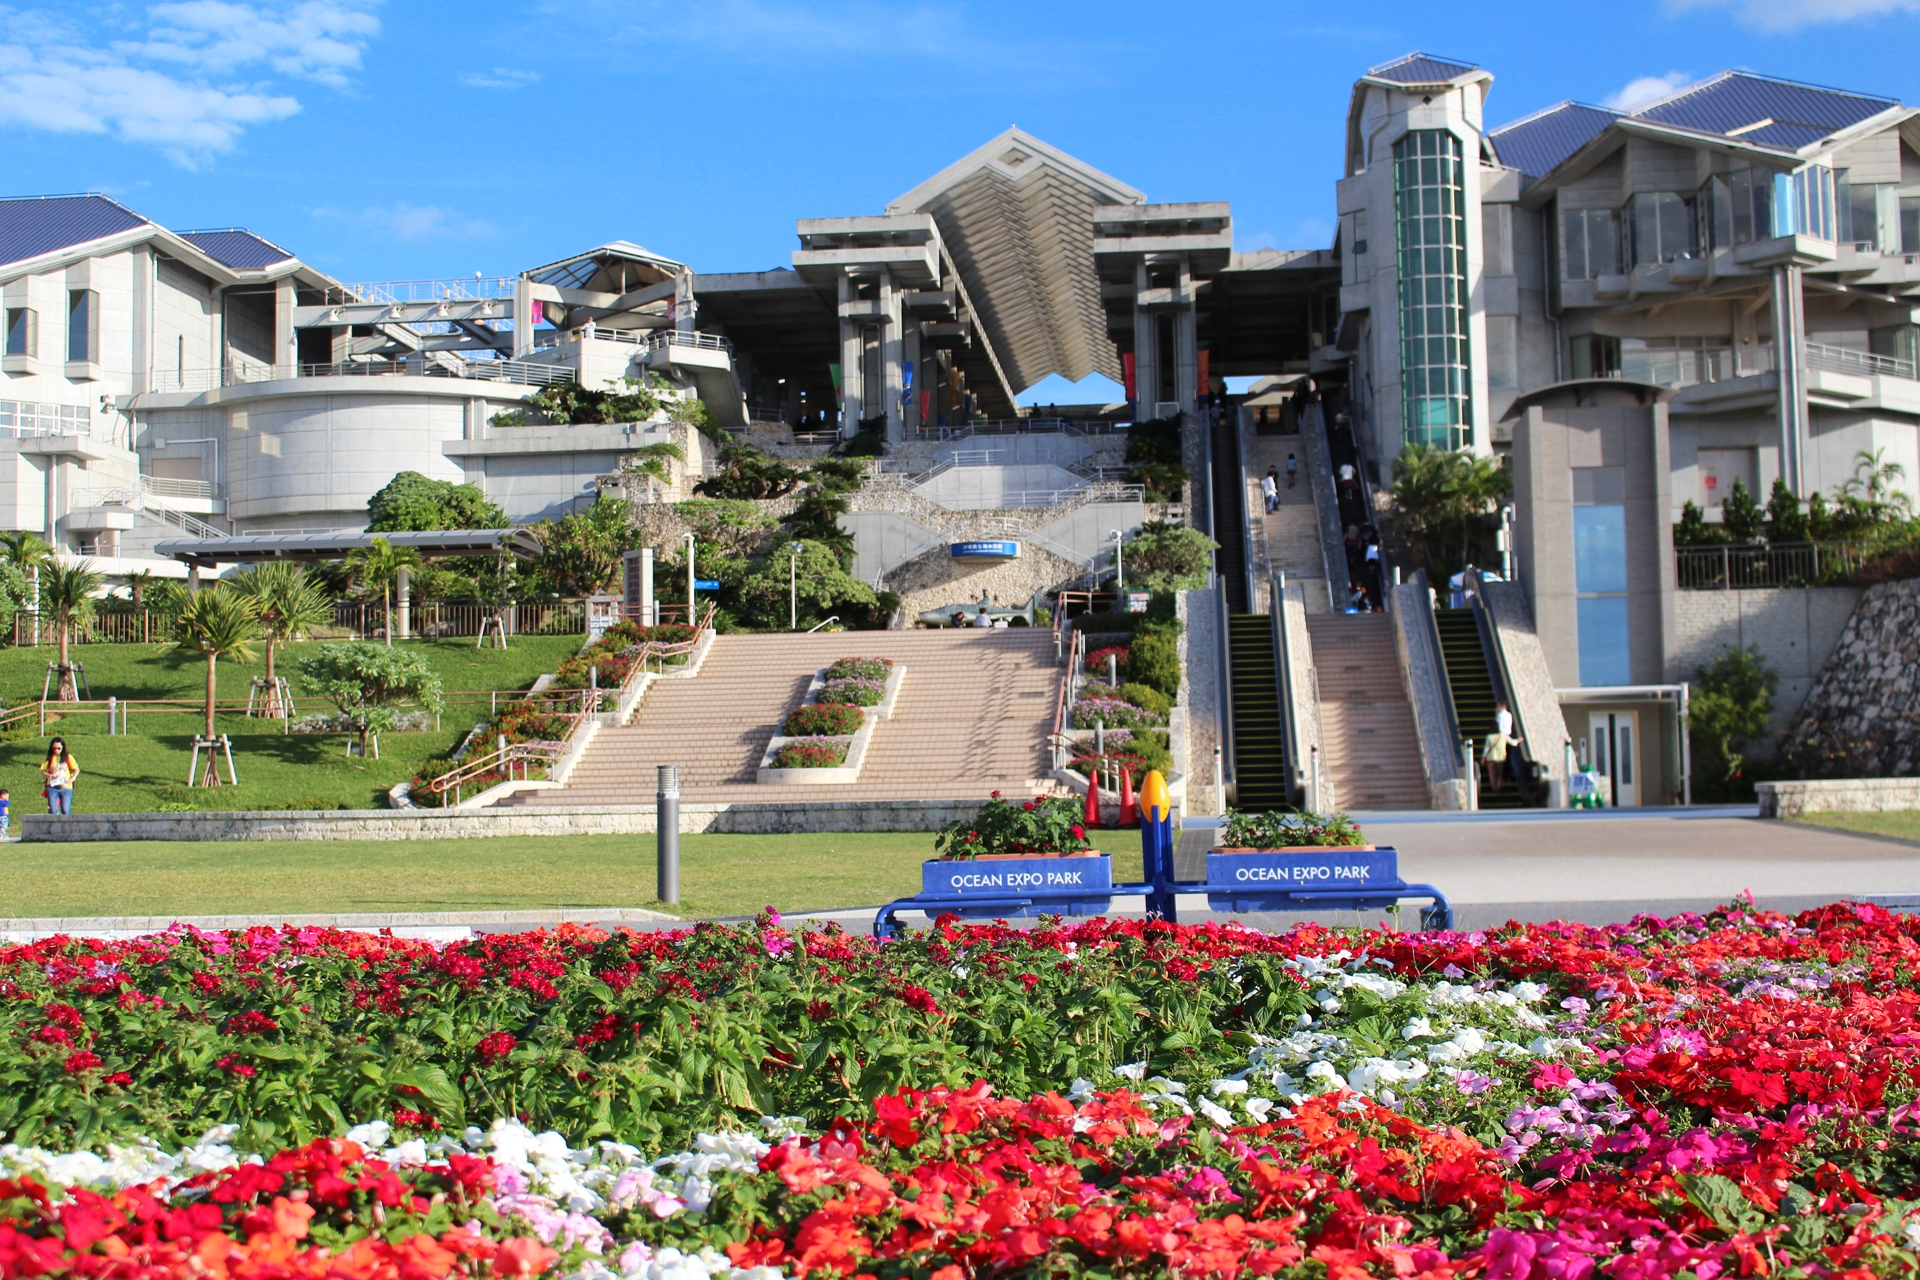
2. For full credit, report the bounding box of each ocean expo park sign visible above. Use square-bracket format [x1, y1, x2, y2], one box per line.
[950, 540, 1019, 561]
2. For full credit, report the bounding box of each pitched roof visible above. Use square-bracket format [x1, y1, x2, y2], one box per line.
[0, 194, 149, 269]
[1366, 53, 1480, 85]
[1488, 102, 1622, 180]
[1629, 71, 1896, 144]
[177, 229, 295, 270]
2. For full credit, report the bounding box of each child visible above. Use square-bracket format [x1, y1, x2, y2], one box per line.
[0, 787, 9, 839]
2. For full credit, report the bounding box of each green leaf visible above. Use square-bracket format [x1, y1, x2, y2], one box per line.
[391, 1066, 466, 1125]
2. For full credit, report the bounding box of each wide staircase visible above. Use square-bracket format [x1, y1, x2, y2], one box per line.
[513, 629, 1062, 806]
[1226, 613, 1290, 810]
[1303, 613, 1428, 810]
[1433, 608, 1526, 809]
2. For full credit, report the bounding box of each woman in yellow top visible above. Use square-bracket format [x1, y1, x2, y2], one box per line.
[40, 737, 78, 815]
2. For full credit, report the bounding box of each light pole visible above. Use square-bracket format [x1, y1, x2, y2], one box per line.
[1111, 530, 1124, 592]
[789, 541, 805, 631]
[683, 531, 695, 623]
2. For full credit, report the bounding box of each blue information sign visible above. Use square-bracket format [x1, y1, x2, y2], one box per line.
[950, 540, 1020, 561]
[694, 578, 721, 590]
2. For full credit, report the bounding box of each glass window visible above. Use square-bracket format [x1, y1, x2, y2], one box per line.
[1482, 203, 1513, 275]
[1561, 207, 1620, 279]
[1394, 130, 1471, 449]
[1574, 503, 1629, 593]
[1838, 171, 1881, 250]
[1573, 469, 1630, 686]
[1727, 169, 1774, 246]
[67, 289, 94, 364]
[1620, 336, 1734, 388]
[5, 307, 33, 358]
[1569, 335, 1620, 379]
[1628, 192, 1696, 265]
[1902, 196, 1920, 256]
[1576, 598, 1632, 686]
[1784, 166, 1836, 241]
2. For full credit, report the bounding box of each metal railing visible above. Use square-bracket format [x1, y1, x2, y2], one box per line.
[69, 482, 226, 540]
[643, 330, 733, 355]
[161, 357, 574, 394]
[914, 417, 1126, 442]
[1675, 540, 1874, 590]
[1805, 342, 1916, 381]
[326, 278, 518, 306]
[424, 740, 568, 806]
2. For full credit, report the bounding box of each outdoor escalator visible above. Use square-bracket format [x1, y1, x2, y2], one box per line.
[1433, 608, 1528, 810]
[1210, 411, 1249, 612]
[1227, 613, 1290, 810]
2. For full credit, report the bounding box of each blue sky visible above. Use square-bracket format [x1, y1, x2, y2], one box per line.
[6, 0, 1920, 402]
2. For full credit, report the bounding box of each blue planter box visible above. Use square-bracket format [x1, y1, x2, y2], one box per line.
[1204, 846, 1401, 914]
[921, 854, 1112, 918]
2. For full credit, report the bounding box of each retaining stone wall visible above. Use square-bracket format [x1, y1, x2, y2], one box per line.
[20, 799, 992, 843]
[1778, 579, 1920, 778]
[1757, 776, 1920, 818]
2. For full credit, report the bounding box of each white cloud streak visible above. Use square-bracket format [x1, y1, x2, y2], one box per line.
[459, 67, 540, 89]
[0, 2, 378, 165]
[1603, 72, 1694, 112]
[311, 203, 497, 243]
[1664, 0, 1920, 28]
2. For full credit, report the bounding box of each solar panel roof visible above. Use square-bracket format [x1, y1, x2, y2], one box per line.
[0, 194, 149, 269]
[177, 229, 295, 270]
[1489, 103, 1621, 180]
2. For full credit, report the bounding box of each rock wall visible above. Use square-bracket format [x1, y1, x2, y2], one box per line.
[890, 543, 1087, 624]
[1779, 579, 1920, 777]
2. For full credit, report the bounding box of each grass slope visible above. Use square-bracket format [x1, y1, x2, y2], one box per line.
[1788, 810, 1920, 845]
[0, 636, 585, 812]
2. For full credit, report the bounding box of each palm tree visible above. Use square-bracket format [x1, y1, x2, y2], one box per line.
[344, 537, 421, 646]
[40, 560, 103, 701]
[121, 569, 153, 609]
[171, 586, 262, 770]
[231, 563, 332, 716]
[0, 531, 54, 642]
[1842, 448, 1912, 521]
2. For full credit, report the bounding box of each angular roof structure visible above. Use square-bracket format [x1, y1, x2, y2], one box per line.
[524, 242, 685, 292]
[886, 128, 1143, 396]
[1630, 71, 1897, 148]
[0, 194, 149, 269]
[1488, 102, 1621, 181]
[1364, 53, 1482, 86]
[177, 229, 296, 270]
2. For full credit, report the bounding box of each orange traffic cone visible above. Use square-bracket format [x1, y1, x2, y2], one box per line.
[1118, 766, 1137, 828]
[1084, 769, 1102, 829]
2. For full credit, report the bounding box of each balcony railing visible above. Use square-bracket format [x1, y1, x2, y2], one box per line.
[160, 358, 575, 394]
[322, 278, 518, 306]
[1675, 541, 1875, 590]
[1805, 342, 1917, 381]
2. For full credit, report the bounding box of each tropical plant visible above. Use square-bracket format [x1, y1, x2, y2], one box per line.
[1127, 628, 1181, 700]
[170, 586, 262, 748]
[1839, 447, 1913, 522]
[523, 497, 634, 596]
[1719, 477, 1765, 543]
[934, 792, 1093, 859]
[343, 537, 422, 645]
[0, 530, 52, 626]
[1387, 444, 1512, 580]
[297, 641, 444, 758]
[118, 568, 155, 609]
[39, 560, 103, 701]
[1218, 808, 1365, 849]
[1764, 477, 1809, 543]
[1689, 644, 1777, 798]
[366, 471, 507, 532]
[620, 442, 685, 485]
[693, 444, 804, 501]
[516, 374, 666, 427]
[731, 540, 875, 632]
[1121, 522, 1216, 592]
[229, 563, 333, 696]
[1673, 500, 1726, 547]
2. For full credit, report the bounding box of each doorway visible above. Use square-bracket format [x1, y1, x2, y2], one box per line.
[1588, 711, 1639, 807]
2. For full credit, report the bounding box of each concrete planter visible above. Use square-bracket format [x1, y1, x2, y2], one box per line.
[922, 852, 1112, 918]
[1203, 845, 1398, 913]
[755, 664, 905, 784]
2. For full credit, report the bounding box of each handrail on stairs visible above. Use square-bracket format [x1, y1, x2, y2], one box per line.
[1408, 569, 1464, 772]
[1269, 573, 1304, 807]
[1463, 569, 1547, 805]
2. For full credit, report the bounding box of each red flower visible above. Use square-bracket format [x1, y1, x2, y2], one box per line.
[63, 1050, 102, 1073]
[1071, 824, 1086, 840]
[226, 1011, 280, 1036]
[476, 1031, 517, 1063]
[214, 1054, 258, 1079]
[899, 985, 939, 1015]
[392, 1107, 441, 1131]
[103, 1071, 132, 1087]
[1023, 801, 1036, 811]
[806, 1000, 833, 1021]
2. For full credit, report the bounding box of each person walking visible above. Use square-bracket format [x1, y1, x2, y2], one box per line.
[40, 738, 78, 816]
[1484, 722, 1521, 793]
[1261, 468, 1278, 514]
[0, 788, 9, 840]
[1337, 460, 1357, 504]
[1285, 453, 1297, 488]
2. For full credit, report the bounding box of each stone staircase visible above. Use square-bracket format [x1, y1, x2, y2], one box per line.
[1304, 614, 1429, 811]
[512, 628, 1064, 806]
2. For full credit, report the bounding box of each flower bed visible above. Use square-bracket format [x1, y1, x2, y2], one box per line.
[7, 904, 1920, 1278]
[552, 622, 700, 691]
[933, 791, 1091, 858]
[1085, 642, 1131, 676]
[816, 677, 885, 706]
[779, 702, 862, 737]
[1071, 694, 1164, 731]
[823, 656, 891, 683]
[769, 736, 849, 769]
[1219, 807, 1366, 848]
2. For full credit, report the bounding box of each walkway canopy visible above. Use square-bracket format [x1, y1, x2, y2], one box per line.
[154, 528, 543, 570]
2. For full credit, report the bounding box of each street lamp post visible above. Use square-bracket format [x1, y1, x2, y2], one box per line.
[1111, 530, 1124, 592]
[683, 532, 695, 624]
[789, 541, 806, 631]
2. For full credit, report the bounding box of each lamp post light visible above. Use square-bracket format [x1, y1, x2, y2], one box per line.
[1111, 530, 1124, 592]
[789, 541, 806, 631]
[683, 531, 695, 623]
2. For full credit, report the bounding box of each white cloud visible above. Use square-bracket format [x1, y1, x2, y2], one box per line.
[1603, 72, 1693, 112]
[311, 203, 496, 242]
[1664, 0, 1920, 27]
[0, 2, 377, 165]
[459, 67, 541, 89]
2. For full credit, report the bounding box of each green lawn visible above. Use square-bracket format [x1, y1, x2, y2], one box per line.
[1788, 810, 1920, 845]
[0, 635, 587, 812]
[0, 833, 1151, 921]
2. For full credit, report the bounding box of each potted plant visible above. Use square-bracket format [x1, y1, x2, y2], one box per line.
[1204, 809, 1399, 912]
[925, 793, 1112, 917]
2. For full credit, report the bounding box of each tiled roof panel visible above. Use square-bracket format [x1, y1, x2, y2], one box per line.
[0, 194, 149, 269]
[177, 229, 294, 270]
[1367, 52, 1479, 85]
[1632, 72, 1894, 143]
[1488, 102, 1621, 179]
[1734, 121, 1836, 150]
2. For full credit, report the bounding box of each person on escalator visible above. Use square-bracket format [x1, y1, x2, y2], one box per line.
[1285, 454, 1297, 488]
[1347, 583, 1370, 613]
[1484, 723, 1521, 793]
[1262, 468, 1278, 513]
[1337, 461, 1357, 505]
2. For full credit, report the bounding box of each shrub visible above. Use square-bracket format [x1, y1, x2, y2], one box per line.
[1072, 696, 1164, 731]
[782, 702, 863, 736]
[1072, 730, 1172, 779]
[1119, 681, 1173, 718]
[1128, 629, 1181, 699]
[934, 792, 1092, 858]
[772, 737, 849, 768]
[1122, 522, 1217, 592]
[825, 656, 893, 682]
[819, 677, 886, 707]
[1219, 808, 1364, 848]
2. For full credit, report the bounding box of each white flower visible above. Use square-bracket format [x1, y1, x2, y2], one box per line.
[1401, 1017, 1436, 1040]
[1512, 982, 1549, 1002]
[1146, 1076, 1188, 1095]
[1210, 1078, 1248, 1096]
[1197, 1098, 1235, 1127]
[1244, 1097, 1275, 1122]
[1068, 1078, 1097, 1103]
[1113, 1061, 1147, 1080]
[346, 1120, 392, 1149]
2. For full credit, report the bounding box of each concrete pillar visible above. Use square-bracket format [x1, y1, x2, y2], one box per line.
[901, 323, 922, 439]
[511, 280, 535, 360]
[131, 245, 153, 395]
[274, 276, 297, 376]
[1771, 265, 1809, 496]
[1131, 262, 1155, 420]
[880, 270, 904, 442]
[838, 275, 863, 436]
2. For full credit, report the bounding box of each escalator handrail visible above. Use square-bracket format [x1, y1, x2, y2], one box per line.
[1409, 569, 1464, 768]
[1216, 582, 1235, 799]
[1231, 405, 1257, 614]
[1465, 569, 1546, 805]
[1269, 574, 1301, 806]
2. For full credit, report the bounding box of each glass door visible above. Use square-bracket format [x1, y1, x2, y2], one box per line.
[1587, 712, 1639, 807]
